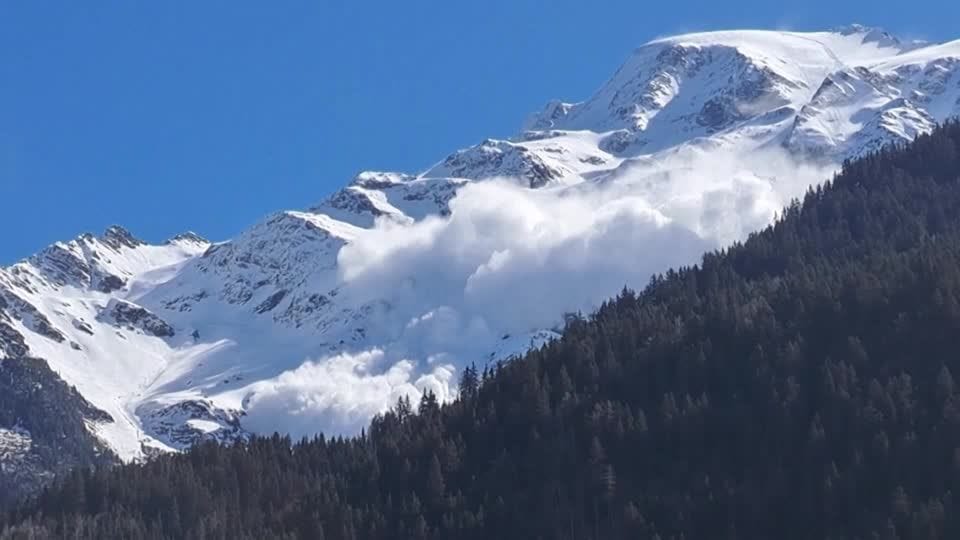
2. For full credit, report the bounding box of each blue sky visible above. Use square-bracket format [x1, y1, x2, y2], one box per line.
[1, 1, 956, 263]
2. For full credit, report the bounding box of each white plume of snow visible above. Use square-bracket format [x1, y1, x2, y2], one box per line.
[242, 349, 454, 438]
[236, 147, 828, 437]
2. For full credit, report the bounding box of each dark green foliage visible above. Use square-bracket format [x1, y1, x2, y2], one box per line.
[6, 122, 960, 538]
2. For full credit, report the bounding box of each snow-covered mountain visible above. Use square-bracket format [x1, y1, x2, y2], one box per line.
[3, 25, 960, 464]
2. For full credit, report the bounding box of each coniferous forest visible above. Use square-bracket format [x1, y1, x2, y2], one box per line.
[5, 123, 960, 539]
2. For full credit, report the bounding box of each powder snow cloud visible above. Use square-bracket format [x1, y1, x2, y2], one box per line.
[240, 146, 835, 436]
[242, 349, 455, 438]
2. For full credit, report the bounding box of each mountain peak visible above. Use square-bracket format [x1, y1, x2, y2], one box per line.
[101, 225, 144, 250]
[350, 171, 412, 189]
[833, 23, 888, 36]
[166, 231, 209, 247]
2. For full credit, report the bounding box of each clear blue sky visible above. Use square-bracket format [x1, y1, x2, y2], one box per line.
[1, 1, 956, 263]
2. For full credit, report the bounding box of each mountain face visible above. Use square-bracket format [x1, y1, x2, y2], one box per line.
[2, 25, 960, 469]
[0, 357, 115, 505]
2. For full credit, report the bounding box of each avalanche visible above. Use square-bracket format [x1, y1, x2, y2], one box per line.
[3, 25, 960, 460]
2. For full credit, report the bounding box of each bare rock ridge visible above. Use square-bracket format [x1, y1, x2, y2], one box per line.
[97, 299, 175, 338]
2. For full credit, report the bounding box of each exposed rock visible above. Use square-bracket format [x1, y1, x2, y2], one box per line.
[30, 244, 92, 288]
[1, 292, 66, 343]
[161, 291, 209, 312]
[599, 130, 637, 155]
[523, 100, 575, 131]
[101, 225, 145, 250]
[71, 318, 94, 336]
[516, 129, 567, 142]
[350, 171, 413, 190]
[95, 274, 126, 293]
[697, 96, 742, 131]
[255, 289, 288, 314]
[276, 292, 333, 326]
[325, 187, 391, 218]
[140, 400, 246, 450]
[166, 231, 209, 246]
[0, 323, 28, 359]
[98, 299, 175, 338]
[427, 139, 565, 188]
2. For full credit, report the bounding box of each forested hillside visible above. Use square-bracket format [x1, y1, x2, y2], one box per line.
[0, 358, 115, 507]
[5, 122, 960, 539]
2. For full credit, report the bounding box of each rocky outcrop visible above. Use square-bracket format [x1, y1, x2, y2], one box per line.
[101, 225, 145, 250]
[140, 400, 247, 450]
[426, 139, 566, 188]
[0, 291, 65, 344]
[0, 357, 116, 505]
[98, 299, 175, 338]
[0, 323, 28, 359]
[95, 274, 127, 293]
[167, 232, 209, 246]
[30, 243, 93, 288]
[254, 289, 288, 314]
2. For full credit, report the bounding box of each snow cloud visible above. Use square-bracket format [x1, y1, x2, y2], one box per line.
[337, 180, 707, 334]
[241, 145, 835, 437]
[242, 349, 455, 438]
[337, 145, 832, 337]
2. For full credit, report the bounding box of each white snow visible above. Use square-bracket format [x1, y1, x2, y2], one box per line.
[0, 428, 32, 462]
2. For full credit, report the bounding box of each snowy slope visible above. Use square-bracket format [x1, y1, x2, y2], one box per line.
[0, 229, 210, 459]
[3, 25, 960, 461]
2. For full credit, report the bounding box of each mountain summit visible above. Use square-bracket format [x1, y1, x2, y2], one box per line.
[3, 26, 960, 465]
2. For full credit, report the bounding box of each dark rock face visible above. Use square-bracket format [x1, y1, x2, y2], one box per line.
[29, 315, 65, 343]
[71, 318, 94, 336]
[101, 225, 145, 250]
[599, 130, 638, 156]
[0, 323, 28, 359]
[524, 100, 574, 131]
[0, 357, 116, 506]
[276, 292, 333, 326]
[325, 188, 389, 218]
[20, 227, 150, 297]
[99, 300, 175, 338]
[255, 289, 288, 314]
[160, 291, 208, 313]
[166, 232, 208, 245]
[0, 294, 28, 358]
[31, 244, 92, 288]
[351, 172, 413, 190]
[436, 140, 563, 188]
[95, 274, 127, 293]
[399, 179, 463, 216]
[697, 96, 741, 131]
[141, 400, 246, 449]
[0, 292, 66, 344]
